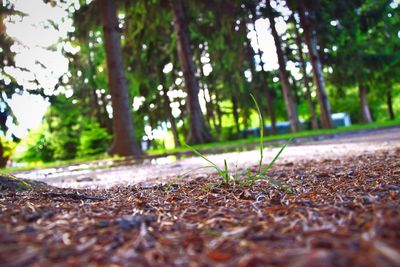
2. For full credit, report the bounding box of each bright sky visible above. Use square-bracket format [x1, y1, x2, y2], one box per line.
[4, 0, 72, 138]
[3, 0, 290, 139]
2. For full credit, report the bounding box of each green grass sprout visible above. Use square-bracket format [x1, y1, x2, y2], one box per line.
[251, 138, 292, 184]
[183, 94, 294, 193]
[183, 143, 229, 182]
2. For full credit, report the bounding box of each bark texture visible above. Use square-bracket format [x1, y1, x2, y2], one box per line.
[358, 84, 373, 123]
[266, 1, 300, 132]
[99, 0, 142, 156]
[0, 0, 7, 34]
[170, 0, 212, 144]
[298, 0, 334, 129]
[0, 0, 4, 34]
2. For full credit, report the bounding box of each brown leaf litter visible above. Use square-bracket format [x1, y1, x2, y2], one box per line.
[0, 148, 399, 266]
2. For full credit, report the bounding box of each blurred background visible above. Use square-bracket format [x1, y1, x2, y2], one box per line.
[0, 0, 399, 168]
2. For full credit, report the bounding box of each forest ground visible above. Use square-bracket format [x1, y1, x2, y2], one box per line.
[1, 127, 399, 266]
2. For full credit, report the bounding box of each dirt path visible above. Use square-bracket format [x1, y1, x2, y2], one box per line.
[2, 145, 400, 267]
[14, 127, 400, 189]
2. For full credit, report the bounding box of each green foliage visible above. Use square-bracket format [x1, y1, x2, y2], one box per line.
[328, 86, 362, 122]
[0, 137, 15, 160]
[45, 96, 81, 160]
[321, 0, 400, 121]
[16, 127, 54, 163]
[77, 121, 111, 157]
[49, 129, 79, 160]
[218, 126, 238, 141]
[10, 0, 400, 164]
[0, 137, 16, 167]
[18, 119, 111, 163]
[17, 95, 111, 163]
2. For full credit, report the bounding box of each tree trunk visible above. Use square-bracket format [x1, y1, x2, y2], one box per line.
[231, 96, 240, 137]
[298, 0, 334, 129]
[0, 0, 5, 34]
[386, 91, 395, 120]
[266, 1, 300, 132]
[292, 15, 319, 129]
[290, 75, 301, 104]
[358, 84, 373, 123]
[170, 0, 212, 144]
[99, 0, 142, 156]
[162, 86, 181, 148]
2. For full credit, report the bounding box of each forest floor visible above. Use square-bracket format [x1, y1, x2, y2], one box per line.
[1, 127, 400, 266]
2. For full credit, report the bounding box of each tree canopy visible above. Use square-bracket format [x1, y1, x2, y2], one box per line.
[1, 0, 399, 164]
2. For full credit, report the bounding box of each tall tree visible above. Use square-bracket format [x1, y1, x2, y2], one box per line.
[169, 0, 212, 144]
[99, 0, 142, 156]
[386, 91, 395, 120]
[358, 84, 373, 123]
[297, 0, 334, 128]
[265, 1, 300, 132]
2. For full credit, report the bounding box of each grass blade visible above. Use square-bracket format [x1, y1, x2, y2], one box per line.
[223, 159, 229, 182]
[247, 168, 252, 180]
[184, 143, 226, 179]
[255, 138, 292, 179]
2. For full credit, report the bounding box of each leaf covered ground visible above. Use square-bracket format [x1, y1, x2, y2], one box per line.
[1, 148, 399, 267]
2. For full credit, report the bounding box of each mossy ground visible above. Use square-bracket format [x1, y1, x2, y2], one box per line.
[0, 173, 50, 192]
